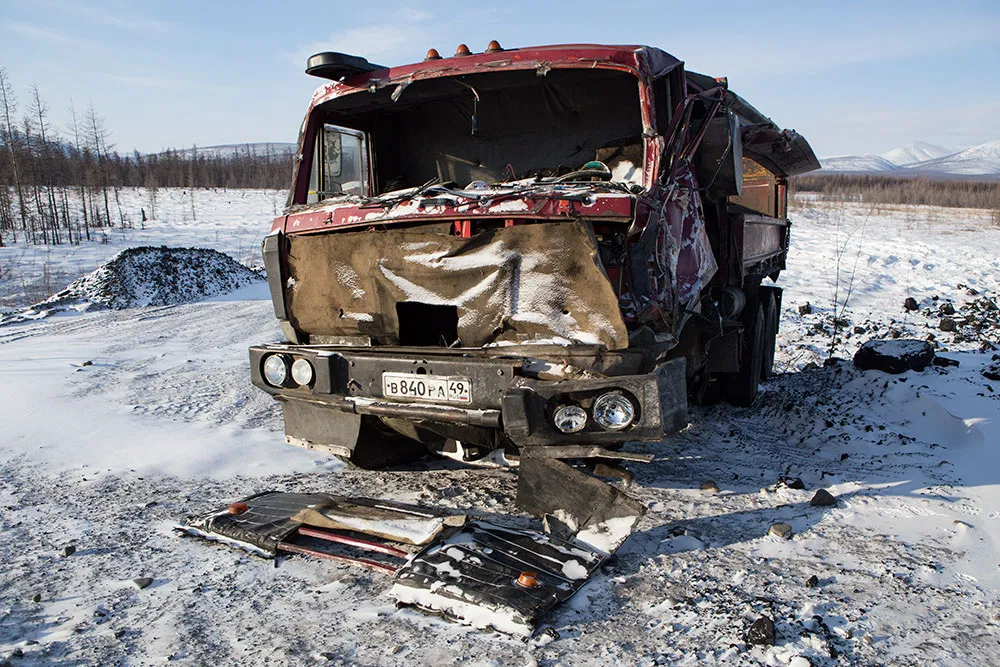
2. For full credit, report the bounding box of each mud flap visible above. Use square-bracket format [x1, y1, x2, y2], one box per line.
[516, 457, 646, 554]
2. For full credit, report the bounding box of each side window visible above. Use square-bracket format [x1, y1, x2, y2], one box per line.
[307, 124, 368, 203]
[653, 76, 672, 133]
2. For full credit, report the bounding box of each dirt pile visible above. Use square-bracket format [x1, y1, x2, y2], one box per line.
[2, 247, 262, 325]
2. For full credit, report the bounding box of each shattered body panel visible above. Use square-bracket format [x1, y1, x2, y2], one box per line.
[178, 492, 611, 636]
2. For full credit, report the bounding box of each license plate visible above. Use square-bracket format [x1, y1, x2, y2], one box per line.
[381, 373, 472, 404]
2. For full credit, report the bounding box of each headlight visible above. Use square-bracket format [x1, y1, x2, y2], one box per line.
[291, 358, 314, 386]
[553, 405, 587, 433]
[592, 392, 635, 430]
[262, 354, 290, 386]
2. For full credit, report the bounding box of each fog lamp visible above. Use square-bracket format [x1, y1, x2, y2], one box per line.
[291, 358, 314, 386]
[553, 405, 587, 433]
[262, 354, 290, 387]
[592, 392, 635, 431]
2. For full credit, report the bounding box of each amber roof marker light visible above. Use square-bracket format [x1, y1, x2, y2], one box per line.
[425, 48, 441, 61]
[485, 40, 503, 53]
[455, 44, 472, 57]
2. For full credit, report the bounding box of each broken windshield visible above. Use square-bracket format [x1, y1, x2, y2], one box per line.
[310, 68, 645, 197]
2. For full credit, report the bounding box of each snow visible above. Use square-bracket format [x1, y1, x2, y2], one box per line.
[880, 141, 954, 167]
[1, 190, 1000, 663]
[908, 139, 1000, 176]
[820, 139, 1000, 176]
[0, 187, 287, 311]
[819, 155, 900, 172]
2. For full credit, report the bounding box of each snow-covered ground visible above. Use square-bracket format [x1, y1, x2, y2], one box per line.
[0, 188, 287, 310]
[1, 195, 999, 665]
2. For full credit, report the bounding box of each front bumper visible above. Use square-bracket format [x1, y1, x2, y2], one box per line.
[249, 345, 687, 450]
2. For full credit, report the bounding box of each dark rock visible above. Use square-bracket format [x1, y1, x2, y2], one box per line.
[31, 593, 41, 603]
[983, 363, 1000, 382]
[810, 489, 837, 506]
[61, 545, 76, 557]
[82, 360, 93, 366]
[777, 476, 805, 490]
[768, 523, 793, 539]
[700, 480, 719, 493]
[903, 297, 919, 312]
[746, 615, 775, 646]
[853, 326, 866, 334]
[805, 575, 819, 588]
[798, 303, 812, 315]
[853, 339, 934, 374]
[932, 356, 959, 368]
[940, 302, 956, 316]
[939, 318, 957, 332]
[132, 577, 154, 590]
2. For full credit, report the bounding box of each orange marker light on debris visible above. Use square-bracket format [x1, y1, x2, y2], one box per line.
[228, 502, 249, 515]
[425, 48, 441, 60]
[486, 40, 503, 53]
[455, 43, 472, 57]
[516, 571, 540, 588]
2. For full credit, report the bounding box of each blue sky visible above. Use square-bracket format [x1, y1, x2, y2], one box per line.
[2, 0, 998, 158]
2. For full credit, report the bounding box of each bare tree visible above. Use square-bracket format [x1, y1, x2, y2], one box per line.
[0, 67, 28, 240]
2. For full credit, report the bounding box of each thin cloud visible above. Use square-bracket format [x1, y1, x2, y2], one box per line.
[38, 0, 174, 32]
[292, 9, 440, 67]
[7, 23, 102, 50]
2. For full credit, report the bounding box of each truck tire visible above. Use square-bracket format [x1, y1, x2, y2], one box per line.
[760, 287, 780, 380]
[726, 301, 765, 407]
[335, 416, 427, 470]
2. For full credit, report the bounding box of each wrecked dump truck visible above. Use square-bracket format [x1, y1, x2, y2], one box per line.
[250, 42, 820, 472]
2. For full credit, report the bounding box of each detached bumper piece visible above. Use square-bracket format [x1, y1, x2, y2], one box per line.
[391, 522, 603, 636]
[177, 491, 465, 573]
[177, 491, 613, 635]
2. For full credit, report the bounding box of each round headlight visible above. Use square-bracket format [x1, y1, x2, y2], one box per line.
[291, 358, 314, 386]
[553, 405, 587, 433]
[592, 392, 635, 431]
[262, 354, 289, 387]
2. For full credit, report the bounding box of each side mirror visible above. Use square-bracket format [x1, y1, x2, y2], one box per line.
[323, 127, 343, 178]
[693, 109, 743, 200]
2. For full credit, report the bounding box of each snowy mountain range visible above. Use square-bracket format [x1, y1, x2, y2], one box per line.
[820, 140, 1000, 178]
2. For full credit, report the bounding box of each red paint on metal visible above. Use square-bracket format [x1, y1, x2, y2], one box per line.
[283, 194, 633, 236]
[296, 526, 410, 559]
[453, 220, 472, 238]
[276, 542, 398, 574]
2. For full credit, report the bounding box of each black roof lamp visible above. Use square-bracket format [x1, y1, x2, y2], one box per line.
[306, 52, 385, 81]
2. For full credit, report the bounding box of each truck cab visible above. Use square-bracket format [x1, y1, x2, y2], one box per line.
[250, 43, 819, 467]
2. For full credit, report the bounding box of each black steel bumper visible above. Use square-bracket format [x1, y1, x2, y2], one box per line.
[249, 345, 687, 450]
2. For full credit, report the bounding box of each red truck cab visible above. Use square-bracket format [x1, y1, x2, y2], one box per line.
[249, 43, 819, 467]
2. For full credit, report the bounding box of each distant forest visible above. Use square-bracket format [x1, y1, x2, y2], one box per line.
[0, 67, 293, 247]
[791, 173, 1000, 212]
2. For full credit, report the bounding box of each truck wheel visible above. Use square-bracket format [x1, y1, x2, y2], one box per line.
[335, 416, 427, 470]
[726, 301, 765, 407]
[760, 288, 780, 380]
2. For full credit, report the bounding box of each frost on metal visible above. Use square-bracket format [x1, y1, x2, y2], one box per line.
[284, 221, 629, 348]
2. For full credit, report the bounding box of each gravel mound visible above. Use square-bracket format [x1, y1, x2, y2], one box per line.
[2, 247, 262, 325]
[46, 247, 262, 309]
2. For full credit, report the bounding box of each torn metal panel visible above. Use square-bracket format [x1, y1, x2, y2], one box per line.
[390, 521, 605, 636]
[627, 164, 717, 331]
[516, 457, 646, 548]
[284, 221, 629, 349]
